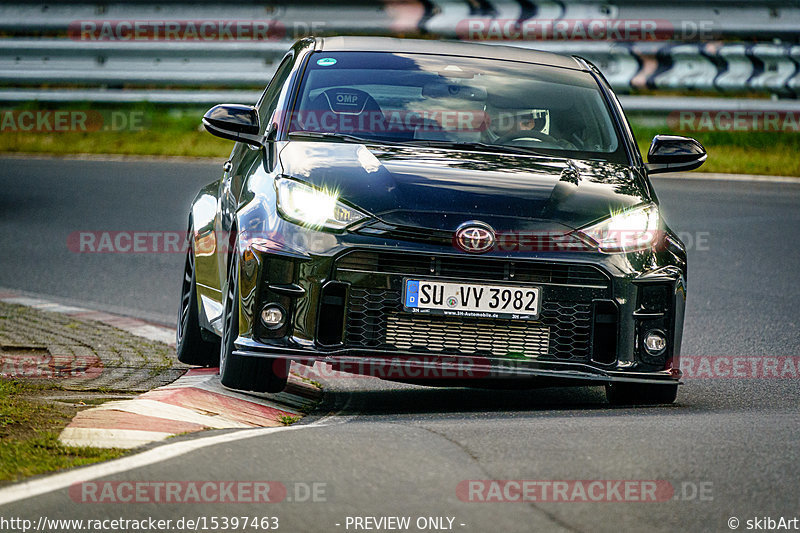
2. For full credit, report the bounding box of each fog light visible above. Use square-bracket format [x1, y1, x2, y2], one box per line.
[643, 330, 667, 355]
[261, 304, 285, 329]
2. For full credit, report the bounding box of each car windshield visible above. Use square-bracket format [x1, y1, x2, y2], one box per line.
[287, 51, 626, 163]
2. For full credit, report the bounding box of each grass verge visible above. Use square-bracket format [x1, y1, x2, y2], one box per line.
[0, 103, 230, 158]
[632, 123, 800, 176]
[0, 379, 124, 483]
[0, 102, 797, 176]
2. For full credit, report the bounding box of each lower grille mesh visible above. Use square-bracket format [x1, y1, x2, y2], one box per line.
[386, 314, 549, 357]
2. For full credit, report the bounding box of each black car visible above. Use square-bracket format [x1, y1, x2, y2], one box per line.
[176, 36, 706, 405]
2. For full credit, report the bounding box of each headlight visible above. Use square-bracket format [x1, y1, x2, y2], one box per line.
[578, 204, 660, 253]
[275, 177, 367, 230]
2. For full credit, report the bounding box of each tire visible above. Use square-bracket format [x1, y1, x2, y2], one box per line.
[605, 382, 678, 406]
[219, 251, 289, 393]
[176, 236, 220, 366]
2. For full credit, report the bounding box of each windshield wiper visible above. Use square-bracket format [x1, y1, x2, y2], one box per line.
[400, 139, 555, 158]
[288, 132, 556, 158]
[288, 130, 404, 146]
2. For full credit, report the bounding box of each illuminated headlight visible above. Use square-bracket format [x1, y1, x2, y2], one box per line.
[275, 177, 367, 231]
[578, 204, 660, 253]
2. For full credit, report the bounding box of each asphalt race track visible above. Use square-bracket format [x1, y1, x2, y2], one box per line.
[1, 157, 799, 532]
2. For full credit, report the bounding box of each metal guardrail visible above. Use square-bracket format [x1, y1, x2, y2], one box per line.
[514, 41, 800, 96]
[3, 38, 799, 97]
[422, 0, 800, 41]
[1, 1, 799, 39]
[2, 88, 798, 116]
[1, 40, 285, 86]
[0, 88, 264, 104]
[1, 1, 799, 107]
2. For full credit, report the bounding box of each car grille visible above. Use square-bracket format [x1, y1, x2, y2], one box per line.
[336, 251, 609, 287]
[333, 251, 610, 362]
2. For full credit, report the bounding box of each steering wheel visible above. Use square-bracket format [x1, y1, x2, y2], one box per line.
[497, 130, 578, 150]
[497, 129, 558, 145]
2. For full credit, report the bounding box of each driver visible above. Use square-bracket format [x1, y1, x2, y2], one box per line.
[498, 109, 548, 142]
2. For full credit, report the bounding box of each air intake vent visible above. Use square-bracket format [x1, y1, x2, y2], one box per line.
[317, 281, 348, 346]
[591, 300, 618, 365]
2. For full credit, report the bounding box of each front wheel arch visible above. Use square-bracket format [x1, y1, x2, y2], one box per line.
[218, 243, 288, 393]
[176, 220, 220, 367]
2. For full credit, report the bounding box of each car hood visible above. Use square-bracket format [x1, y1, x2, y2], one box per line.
[278, 142, 649, 232]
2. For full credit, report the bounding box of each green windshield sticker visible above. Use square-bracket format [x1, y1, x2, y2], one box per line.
[316, 58, 337, 66]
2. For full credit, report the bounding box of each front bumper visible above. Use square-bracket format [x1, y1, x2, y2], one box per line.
[234, 341, 679, 386]
[234, 226, 687, 386]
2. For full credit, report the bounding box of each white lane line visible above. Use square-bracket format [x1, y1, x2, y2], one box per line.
[0, 423, 324, 507]
[60, 428, 174, 449]
[655, 172, 800, 184]
[2, 296, 55, 308]
[0, 288, 175, 328]
[0, 293, 176, 345]
[0, 392, 346, 507]
[23, 302, 87, 314]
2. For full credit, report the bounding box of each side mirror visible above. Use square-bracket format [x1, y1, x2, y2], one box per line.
[645, 135, 707, 174]
[202, 104, 263, 147]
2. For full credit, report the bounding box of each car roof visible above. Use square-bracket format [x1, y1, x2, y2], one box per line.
[315, 36, 585, 71]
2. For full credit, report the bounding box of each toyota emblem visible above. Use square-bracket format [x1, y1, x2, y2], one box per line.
[455, 221, 496, 254]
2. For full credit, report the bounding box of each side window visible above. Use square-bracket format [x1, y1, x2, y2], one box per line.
[256, 56, 294, 134]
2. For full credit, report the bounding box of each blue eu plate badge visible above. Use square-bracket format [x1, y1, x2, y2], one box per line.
[405, 280, 419, 308]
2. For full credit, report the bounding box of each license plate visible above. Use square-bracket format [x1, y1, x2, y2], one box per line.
[403, 279, 541, 320]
